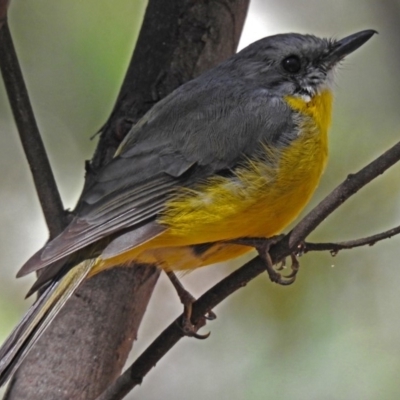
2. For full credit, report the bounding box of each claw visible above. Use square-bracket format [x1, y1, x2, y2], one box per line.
[285, 254, 300, 279]
[182, 323, 211, 340]
[227, 235, 303, 285]
[252, 236, 300, 286]
[276, 258, 286, 271]
[178, 314, 211, 339]
[192, 331, 211, 340]
[167, 271, 214, 339]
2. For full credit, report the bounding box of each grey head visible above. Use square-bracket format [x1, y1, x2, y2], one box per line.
[221, 30, 376, 99]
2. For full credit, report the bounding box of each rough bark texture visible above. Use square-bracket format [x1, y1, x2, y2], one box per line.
[0, 0, 9, 30]
[6, 266, 158, 400]
[4, 0, 249, 398]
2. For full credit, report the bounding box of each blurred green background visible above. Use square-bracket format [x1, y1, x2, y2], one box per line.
[1, 0, 400, 399]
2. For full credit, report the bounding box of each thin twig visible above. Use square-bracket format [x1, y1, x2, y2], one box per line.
[0, 21, 65, 237]
[96, 139, 400, 400]
[304, 224, 400, 254]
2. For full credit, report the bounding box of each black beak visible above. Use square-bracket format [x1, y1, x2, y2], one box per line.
[325, 29, 377, 66]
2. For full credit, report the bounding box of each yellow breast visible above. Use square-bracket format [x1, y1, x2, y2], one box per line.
[158, 89, 333, 243]
[95, 89, 333, 272]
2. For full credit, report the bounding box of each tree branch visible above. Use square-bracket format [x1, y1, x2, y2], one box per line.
[0, 0, 9, 30]
[97, 139, 400, 400]
[0, 21, 66, 237]
[304, 225, 400, 254]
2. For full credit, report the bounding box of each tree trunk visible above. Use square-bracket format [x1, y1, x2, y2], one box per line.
[4, 1, 249, 399]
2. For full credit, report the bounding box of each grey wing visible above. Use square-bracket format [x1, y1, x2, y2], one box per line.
[19, 168, 181, 276]
[18, 75, 294, 277]
[119, 79, 295, 169]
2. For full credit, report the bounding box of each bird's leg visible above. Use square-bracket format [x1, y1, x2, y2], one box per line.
[166, 271, 216, 340]
[230, 235, 300, 285]
[257, 239, 298, 285]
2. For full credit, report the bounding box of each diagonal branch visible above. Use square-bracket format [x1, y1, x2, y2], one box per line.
[0, 21, 65, 237]
[97, 138, 400, 400]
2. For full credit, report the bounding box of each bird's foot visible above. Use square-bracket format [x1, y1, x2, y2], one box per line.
[166, 271, 215, 339]
[230, 235, 300, 285]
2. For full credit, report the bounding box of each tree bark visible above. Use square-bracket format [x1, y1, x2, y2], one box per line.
[4, 1, 249, 399]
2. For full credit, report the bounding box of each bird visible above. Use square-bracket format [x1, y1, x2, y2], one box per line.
[0, 29, 376, 386]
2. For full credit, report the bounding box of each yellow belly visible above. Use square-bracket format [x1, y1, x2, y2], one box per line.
[95, 90, 332, 272]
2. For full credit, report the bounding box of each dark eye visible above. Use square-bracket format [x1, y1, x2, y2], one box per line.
[281, 55, 301, 73]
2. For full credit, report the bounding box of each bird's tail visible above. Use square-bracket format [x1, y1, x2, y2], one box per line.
[0, 259, 94, 387]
